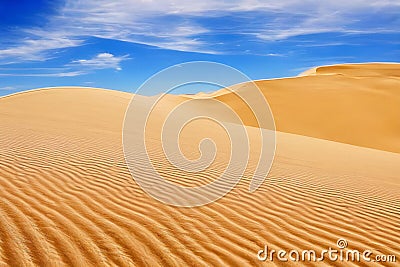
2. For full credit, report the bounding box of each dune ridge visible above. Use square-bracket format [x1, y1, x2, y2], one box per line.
[0, 63, 399, 266]
[298, 62, 400, 77]
[186, 63, 400, 153]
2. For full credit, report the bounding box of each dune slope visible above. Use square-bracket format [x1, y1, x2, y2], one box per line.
[0, 85, 399, 266]
[195, 63, 400, 153]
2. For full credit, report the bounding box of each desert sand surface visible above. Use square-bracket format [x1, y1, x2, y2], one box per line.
[193, 63, 400, 153]
[0, 63, 399, 266]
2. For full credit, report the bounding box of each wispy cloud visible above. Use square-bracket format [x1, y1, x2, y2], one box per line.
[0, 52, 129, 77]
[266, 53, 286, 57]
[0, 0, 399, 63]
[69, 53, 129, 71]
[0, 71, 85, 77]
[0, 35, 83, 61]
[296, 42, 351, 47]
[0, 86, 16, 91]
[61, 0, 400, 16]
[48, 0, 400, 51]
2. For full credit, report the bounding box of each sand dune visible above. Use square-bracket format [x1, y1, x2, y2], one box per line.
[0, 63, 399, 266]
[299, 63, 400, 77]
[190, 63, 400, 153]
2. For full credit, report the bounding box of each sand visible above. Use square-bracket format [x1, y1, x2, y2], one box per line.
[0, 63, 399, 266]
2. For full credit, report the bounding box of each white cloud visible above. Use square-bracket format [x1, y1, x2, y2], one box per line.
[0, 71, 86, 77]
[0, 36, 83, 61]
[53, 0, 400, 47]
[0, 53, 129, 77]
[266, 53, 285, 57]
[60, 0, 400, 16]
[69, 53, 129, 71]
[0, 86, 16, 91]
[0, 0, 399, 62]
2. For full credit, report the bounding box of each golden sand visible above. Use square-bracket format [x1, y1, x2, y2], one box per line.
[0, 63, 399, 266]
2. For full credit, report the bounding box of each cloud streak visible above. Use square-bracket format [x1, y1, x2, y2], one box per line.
[56, 0, 400, 48]
[0, 35, 83, 61]
[0, 52, 129, 78]
[0, 71, 86, 77]
[0, 86, 16, 91]
[69, 53, 129, 71]
[0, 0, 399, 63]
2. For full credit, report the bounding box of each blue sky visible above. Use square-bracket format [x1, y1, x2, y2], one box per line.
[0, 0, 399, 96]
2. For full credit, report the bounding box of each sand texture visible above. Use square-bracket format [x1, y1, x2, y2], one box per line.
[0, 63, 399, 266]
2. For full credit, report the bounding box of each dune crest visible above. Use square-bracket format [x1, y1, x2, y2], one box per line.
[185, 63, 400, 153]
[299, 63, 400, 77]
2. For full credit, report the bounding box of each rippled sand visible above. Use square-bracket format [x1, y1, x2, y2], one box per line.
[0, 63, 399, 266]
